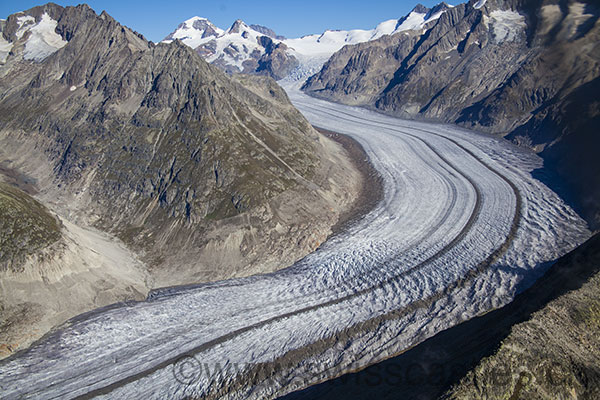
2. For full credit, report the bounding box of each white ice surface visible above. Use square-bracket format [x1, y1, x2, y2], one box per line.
[488, 10, 527, 42]
[474, 0, 487, 9]
[0, 85, 590, 399]
[282, 9, 442, 59]
[22, 13, 67, 62]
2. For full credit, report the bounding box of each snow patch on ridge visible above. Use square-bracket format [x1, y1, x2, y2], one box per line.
[5, 12, 68, 62]
[15, 15, 35, 39]
[395, 11, 428, 32]
[474, 0, 487, 9]
[23, 13, 67, 61]
[488, 10, 526, 43]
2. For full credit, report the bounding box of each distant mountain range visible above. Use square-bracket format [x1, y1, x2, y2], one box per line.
[162, 3, 452, 79]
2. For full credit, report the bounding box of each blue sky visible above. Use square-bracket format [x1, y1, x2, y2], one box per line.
[1, 0, 446, 42]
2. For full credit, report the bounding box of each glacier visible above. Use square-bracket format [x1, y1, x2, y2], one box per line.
[0, 85, 590, 399]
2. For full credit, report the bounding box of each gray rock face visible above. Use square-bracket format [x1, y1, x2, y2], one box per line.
[303, 0, 600, 228]
[255, 36, 299, 80]
[250, 24, 286, 40]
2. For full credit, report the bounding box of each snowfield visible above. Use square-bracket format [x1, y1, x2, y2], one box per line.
[22, 13, 68, 62]
[0, 86, 590, 399]
[282, 9, 437, 58]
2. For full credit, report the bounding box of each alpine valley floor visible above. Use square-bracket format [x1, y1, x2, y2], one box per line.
[0, 85, 591, 399]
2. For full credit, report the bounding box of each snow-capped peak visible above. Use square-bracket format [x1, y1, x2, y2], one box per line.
[393, 3, 450, 34]
[163, 16, 224, 47]
[227, 19, 251, 34]
[162, 2, 452, 78]
[394, 10, 429, 32]
[183, 16, 207, 24]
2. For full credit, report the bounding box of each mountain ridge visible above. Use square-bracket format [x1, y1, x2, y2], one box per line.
[162, 3, 452, 80]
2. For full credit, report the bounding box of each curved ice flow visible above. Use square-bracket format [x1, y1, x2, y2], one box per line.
[0, 89, 590, 399]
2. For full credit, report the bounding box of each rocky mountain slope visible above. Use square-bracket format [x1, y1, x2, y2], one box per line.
[303, 0, 600, 228]
[0, 3, 361, 357]
[0, 182, 61, 272]
[163, 4, 451, 80]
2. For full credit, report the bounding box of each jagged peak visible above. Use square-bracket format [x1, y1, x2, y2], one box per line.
[228, 19, 250, 34]
[183, 16, 213, 28]
[425, 2, 452, 21]
[430, 2, 452, 13]
[412, 4, 431, 14]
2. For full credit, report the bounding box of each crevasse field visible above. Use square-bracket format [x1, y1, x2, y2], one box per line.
[0, 85, 590, 400]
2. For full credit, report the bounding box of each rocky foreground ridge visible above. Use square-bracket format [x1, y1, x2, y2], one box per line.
[0, 3, 361, 357]
[303, 0, 600, 228]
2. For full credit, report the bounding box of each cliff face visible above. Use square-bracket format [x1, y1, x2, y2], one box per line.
[0, 3, 361, 357]
[303, 0, 600, 227]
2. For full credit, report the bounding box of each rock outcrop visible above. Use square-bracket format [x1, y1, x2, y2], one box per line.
[303, 0, 600, 228]
[0, 3, 361, 357]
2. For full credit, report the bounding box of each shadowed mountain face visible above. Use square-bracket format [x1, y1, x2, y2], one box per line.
[303, 0, 600, 228]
